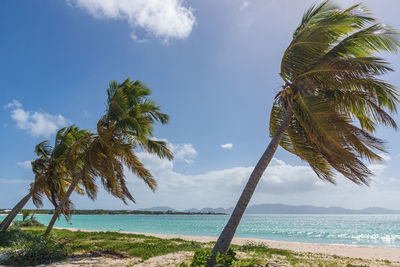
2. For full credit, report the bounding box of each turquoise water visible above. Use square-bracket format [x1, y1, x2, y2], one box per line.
[2, 214, 400, 247]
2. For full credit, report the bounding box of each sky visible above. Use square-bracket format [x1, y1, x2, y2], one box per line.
[1, 0, 400, 211]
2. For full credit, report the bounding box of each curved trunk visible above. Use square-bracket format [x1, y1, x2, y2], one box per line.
[44, 173, 82, 236]
[209, 108, 292, 264]
[1, 192, 32, 232]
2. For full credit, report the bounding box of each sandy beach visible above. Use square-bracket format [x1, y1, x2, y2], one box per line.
[55, 227, 400, 263]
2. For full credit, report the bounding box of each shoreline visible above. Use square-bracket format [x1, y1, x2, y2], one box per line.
[54, 227, 400, 262]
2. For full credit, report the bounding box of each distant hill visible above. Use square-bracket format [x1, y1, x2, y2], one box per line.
[244, 204, 400, 214]
[359, 207, 400, 214]
[141, 204, 400, 215]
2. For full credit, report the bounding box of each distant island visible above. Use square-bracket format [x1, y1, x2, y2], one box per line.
[2, 203, 399, 215]
[0, 208, 226, 215]
[140, 204, 400, 214]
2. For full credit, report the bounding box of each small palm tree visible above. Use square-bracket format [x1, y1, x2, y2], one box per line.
[44, 78, 173, 235]
[211, 0, 399, 260]
[31, 127, 97, 217]
[0, 126, 92, 232]
[21, 210, 33, 222]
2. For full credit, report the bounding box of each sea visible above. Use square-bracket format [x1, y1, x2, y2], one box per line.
[1, 214, 399, 247]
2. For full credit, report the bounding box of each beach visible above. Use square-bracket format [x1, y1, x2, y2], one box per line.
[55, 227, 400, 263]
[2, 222, 399, 266]
[3, 213, 400, 265]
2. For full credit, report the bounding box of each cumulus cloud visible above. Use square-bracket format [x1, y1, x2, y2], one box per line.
[124, 153, 326, 208]
[17, 161, 32, 169]
[221, 143, 233, 150]
[5, 99, 22, 109]
[170, 143, 197, 163]
[119, 152, 398, 210]
[68, 0, 196, 42]
[6, 100, 68, 137]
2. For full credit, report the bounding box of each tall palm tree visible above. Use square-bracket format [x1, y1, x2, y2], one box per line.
[0, 126, 92, 232]
[210, 1, 399, 260]
[44, 78, 173, 235]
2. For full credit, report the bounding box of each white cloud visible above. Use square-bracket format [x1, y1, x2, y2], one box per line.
[67, 150, 398, 210]
[378, 153, 392, 162]
[17, 161, 32, 169]
[170, 143, 197, 163]
[120, 153, 395, 210]
[221, 143, 233, 150]
[68, 0, 196, 42]
[147, 138, 198, 163]
[5, 99, 22, 109]
[123, 153, 327, 209]
[6, 100, 68, 138]
[369, 163, 387, 176]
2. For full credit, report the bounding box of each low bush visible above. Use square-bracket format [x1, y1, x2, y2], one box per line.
[0, 228, 68, 266]
[182, 248, 237, 267]
[12, 217, 44, 228]
[0, 227, 32, 247]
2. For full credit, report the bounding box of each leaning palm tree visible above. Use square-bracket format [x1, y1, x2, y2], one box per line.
[0, 126, 92, 232]
[44, 78, 173, 235]
[211, 0, 399, 260]
[30, 127, 97, 219]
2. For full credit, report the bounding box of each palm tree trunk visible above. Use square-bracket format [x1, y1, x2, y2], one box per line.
[209, 108, 292, 264]
[0, 192, 32, 232]
[44, 173, 82, 236]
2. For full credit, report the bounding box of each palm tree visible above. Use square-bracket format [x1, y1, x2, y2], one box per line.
[44, 78, 173, 235]
[210, 0, 399, 260]
[0, 126, 92, 232]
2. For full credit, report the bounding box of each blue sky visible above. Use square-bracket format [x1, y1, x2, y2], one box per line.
[1, 0, 400, 210]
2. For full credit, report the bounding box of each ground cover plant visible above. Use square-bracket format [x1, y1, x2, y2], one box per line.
[0, 226, 396, 266]
[0, 227, 67, 266]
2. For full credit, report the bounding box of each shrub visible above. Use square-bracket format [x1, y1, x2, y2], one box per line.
[182, 248, 237, 267]
[0, 228, 68, 266]
[12, 217, 44, 228]
[0, 227, 32, 247]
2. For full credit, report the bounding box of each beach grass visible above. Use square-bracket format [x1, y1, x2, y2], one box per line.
[18, 227, 203, 260]
[0, 226, 396, 266]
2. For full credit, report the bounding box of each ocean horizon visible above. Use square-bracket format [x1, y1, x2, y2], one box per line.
[2, 214, 399, 248]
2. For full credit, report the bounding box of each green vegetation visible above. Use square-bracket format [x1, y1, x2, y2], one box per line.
[0, 126, 95, 233]
[1, 226, 202, 266]
[21, 210, 33, 221]
[0, 227, 392, 266]
[182, 248, 237, 266]
[0, 228, 67, 266]
[10, 211, 45, 228]
[44, 78, 174, 235]
[2, 78, 174, 236]
[12, 217, 44, 228]
[31, 228, 202, 260]
[1, 1, 399, 266]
